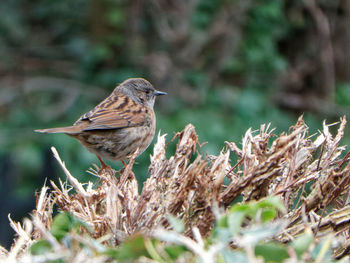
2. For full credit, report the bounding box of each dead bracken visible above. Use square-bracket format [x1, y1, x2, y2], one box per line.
[3, 116, 350, 261]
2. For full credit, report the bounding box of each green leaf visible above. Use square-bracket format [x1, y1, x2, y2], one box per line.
[291, 232, 314, 257]
[261, 208, 276, 223]
[255, 242, 289, 262]
[214, 227, 233, 243]
[30, 240, 52, 255]
[51, 213, 71, 240]
[104, 235, 150, 261]
[167, 215, 185, 233]
[164, 245, 188, 260]
[311, 238, 332, 262]
[217, 214, 228, 228]
[227, 197, 286, 225]
[229, 203, 256, 220]
[240, 222, 282, 245]
[51, 212, 88, 241]
[229, 203, 252, 213]
[227, 211, 246, 235]
[257, 196, 286, 213]
[220, 249, 248, 263]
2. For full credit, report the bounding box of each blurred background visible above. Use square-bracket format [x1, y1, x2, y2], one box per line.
[1, 0, 350, 248]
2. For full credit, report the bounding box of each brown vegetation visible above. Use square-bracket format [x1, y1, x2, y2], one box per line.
[3, 116, 350, 260]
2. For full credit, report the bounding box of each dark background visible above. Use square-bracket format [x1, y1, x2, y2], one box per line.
[1, 0, 350, 248]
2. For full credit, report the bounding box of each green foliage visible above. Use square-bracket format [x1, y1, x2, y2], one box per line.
[167, 214, 185, 233]
[242, 1, 288, 73]
[30, 240, 52, 255]
[104, 235, 151, 261]
[193, 0, 224, 29]
[28, 198, 344, 262]
[291, 231, 314, 258]
[164, 244, 188, 261]
[255, 242, 289, 262]
[50, 212, 88, 241]
[336, 83, 350, 106]
[217, 196, 286, 239]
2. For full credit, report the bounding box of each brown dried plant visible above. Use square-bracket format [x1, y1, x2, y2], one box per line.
[4, 116, 350, 261]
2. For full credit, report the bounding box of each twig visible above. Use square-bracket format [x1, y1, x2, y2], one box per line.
[51, 146, 88, 197]
[32, 215, 62, 251]
[7, 217, 32, 262]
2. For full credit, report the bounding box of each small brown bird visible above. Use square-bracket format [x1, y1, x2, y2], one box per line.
[36, 78, 166, 167]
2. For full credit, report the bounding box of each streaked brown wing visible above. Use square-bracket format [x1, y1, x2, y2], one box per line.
[78, 94, 147, 131]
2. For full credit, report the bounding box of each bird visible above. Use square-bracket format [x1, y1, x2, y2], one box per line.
[35, 78, 166, 168]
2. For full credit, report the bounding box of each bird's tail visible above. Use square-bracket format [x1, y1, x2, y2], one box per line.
[35, 126, 80, 134]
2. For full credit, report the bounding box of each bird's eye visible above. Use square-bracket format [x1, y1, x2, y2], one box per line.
[145, 89, 150, 94]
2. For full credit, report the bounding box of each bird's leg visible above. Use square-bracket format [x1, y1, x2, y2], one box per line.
[96, 155, 116, 178]
[97, 155, 109, 169]
[119, 160, 127, 175]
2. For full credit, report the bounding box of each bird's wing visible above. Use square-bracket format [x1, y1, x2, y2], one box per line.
[78, 94, 149, 131]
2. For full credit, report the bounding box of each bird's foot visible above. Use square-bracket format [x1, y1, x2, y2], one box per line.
[97, 155, 109, 169]
[96, 155, 114, 176]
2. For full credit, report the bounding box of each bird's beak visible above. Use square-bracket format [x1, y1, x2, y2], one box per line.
[154, 90, 167, 96]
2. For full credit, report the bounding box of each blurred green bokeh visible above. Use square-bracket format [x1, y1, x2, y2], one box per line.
[0, 0, 350, 248]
